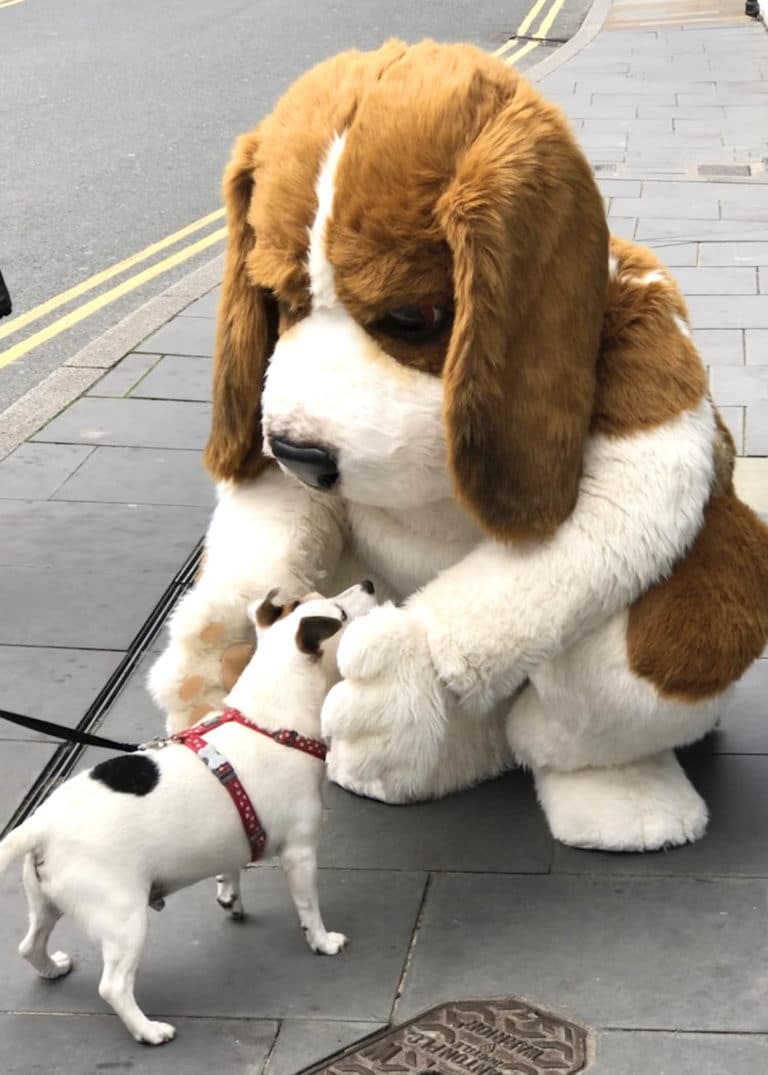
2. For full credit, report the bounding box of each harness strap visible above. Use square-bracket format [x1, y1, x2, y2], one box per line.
[178, 729, 267, 860]
[170, 707, 326, 862]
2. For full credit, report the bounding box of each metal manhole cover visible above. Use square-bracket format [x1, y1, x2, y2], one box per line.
[300, 997, 591, 1074]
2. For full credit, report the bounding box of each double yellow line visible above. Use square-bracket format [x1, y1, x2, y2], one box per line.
[0, 0, 27, 9]
[495, 0, 568, 66]
[0, 212, 226, 370]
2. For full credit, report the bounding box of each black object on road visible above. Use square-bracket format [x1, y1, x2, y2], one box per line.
[0, 269, 11, 318]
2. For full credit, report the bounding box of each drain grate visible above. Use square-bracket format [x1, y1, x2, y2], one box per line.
[299, 997, 591, 1074]
[0, 536, 205, 840]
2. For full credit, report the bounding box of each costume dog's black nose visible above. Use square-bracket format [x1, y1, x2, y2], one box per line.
[269, 438, 339, 491]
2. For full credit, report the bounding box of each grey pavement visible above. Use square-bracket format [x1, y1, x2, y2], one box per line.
[1, 5, 768, 1074]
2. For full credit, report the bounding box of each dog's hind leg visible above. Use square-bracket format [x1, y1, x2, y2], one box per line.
[18, 854, 72, 979]
[280, 843, 347, 955]
[98, 904, 175, 1045]
[215, 871, 244, 919]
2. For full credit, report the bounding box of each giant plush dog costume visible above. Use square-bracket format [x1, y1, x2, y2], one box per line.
[149, 40, 768, 853]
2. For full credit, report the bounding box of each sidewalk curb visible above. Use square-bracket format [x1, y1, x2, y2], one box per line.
[526, 0, 613, 82]
[0, 254, 223, 463]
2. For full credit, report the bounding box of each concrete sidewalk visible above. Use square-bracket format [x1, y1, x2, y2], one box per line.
[1, 5, 768, 1073]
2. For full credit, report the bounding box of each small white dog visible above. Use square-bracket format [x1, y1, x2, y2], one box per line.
[0, 581, 376, 1045]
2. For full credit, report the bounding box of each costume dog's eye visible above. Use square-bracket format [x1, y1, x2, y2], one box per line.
[377, 305, 450, 342]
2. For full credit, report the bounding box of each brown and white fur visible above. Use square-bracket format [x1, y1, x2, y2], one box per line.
[149, 40, 768, 854]
[0, 583, 376, 1045]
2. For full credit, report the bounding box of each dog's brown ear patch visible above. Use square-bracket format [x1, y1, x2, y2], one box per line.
[203, 127, 279, 482]
[254, 588, 284, 628]
[436, 78, 607, 541]
[296, 615, 342, 657]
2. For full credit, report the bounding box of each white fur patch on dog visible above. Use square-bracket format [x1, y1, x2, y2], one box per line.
[307, 132, 347, 311]
[263, 307, 452, 511]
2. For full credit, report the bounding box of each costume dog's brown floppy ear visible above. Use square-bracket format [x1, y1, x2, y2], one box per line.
[204, 129, 278, 482]
[436, 84, 608, 541]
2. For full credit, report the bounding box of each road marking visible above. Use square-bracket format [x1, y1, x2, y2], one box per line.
[495, 0, 569, 66]
[0, 227, 226, 369]
[0, 209, 225, 343]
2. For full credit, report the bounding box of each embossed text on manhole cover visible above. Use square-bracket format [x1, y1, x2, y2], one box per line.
[300, 997, 591, 1074]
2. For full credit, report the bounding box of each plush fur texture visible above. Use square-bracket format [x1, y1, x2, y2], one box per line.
[149, 39, 768, 853]
[2, 585, 376, 1045]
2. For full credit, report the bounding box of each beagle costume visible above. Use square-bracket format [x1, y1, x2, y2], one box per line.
[149, 40, 768, 853]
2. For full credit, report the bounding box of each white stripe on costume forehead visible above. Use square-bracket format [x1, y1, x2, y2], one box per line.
[307, 131, 347, 311]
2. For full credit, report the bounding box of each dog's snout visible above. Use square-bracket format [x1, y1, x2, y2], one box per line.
[269, 438, 339, 491]
[361, 579, 375, 595]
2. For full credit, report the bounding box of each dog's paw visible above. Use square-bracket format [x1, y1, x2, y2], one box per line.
[137, 1020, 177, 1046]
[49, 951, 73, 977]
[311, 931, 348, 955]
[27, 949, 73, 980]
[216, 875, 244, 919]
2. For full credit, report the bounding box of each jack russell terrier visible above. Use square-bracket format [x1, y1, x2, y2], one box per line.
[0, 581, 376, 1045]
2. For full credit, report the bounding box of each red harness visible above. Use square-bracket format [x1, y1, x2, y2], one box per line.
[170, 707, 327, 862]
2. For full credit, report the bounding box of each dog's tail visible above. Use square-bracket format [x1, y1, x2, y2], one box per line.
[0, 817, 42, 874]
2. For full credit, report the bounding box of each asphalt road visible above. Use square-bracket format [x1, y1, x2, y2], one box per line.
[0, 0, 591, 411]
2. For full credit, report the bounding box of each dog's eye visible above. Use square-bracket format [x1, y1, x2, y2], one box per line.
[377, 305, 450, 343]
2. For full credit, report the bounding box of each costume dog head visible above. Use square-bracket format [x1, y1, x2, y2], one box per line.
[204, 40, 609, 540]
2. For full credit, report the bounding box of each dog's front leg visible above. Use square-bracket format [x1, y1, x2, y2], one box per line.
[279, 843, 346, 955]
[215, 871, 244, 919]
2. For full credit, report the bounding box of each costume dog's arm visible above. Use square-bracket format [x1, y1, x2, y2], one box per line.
[148, 467, 347, 731]
[409, 400, 718, 710]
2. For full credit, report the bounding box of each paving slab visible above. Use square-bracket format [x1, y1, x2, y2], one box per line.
[318, 772, 553, 874]
[31, 397, 212, 450]
[694, 328, 744, 366]
[746, 402, 768, 453]
[397, 874, 768, 1031]
[0, 500, 208, 576]
[0, 443, 93, 500]
[677, 267, 758, 294]
[0, 647, 122, 741]
[0, 867, 426, 1021]
[746, 329, 768, 364]
[52, 445, 215, 508]
[130, 354, 213, 402]
[135, 315, 216, 357]
[687, 295, 768, 330]
[84, 652, 167, 744]
[592, 1030, 768, 1074]
[265, 1020, 382, 1075]
[734, 456, 768, 514]
[717, 405, 744, 452]
[650, 241, 698, 266]
[86, 352, 162, 398]
[709, 364, 768, 406]
[699, 242, 768, 266]
[0, 1013, 277, 1075]
[0, 741, 57, 830]
[182, 287, 221, 317]
[0, 568, 171, 648]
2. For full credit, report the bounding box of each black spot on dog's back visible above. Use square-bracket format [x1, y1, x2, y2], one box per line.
[90, 754, 159, 796]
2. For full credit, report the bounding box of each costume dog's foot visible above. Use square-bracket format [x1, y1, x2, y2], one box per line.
[535, 750, 708, 852]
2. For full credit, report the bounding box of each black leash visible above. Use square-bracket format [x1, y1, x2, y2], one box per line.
[0, 709, 140, 753]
